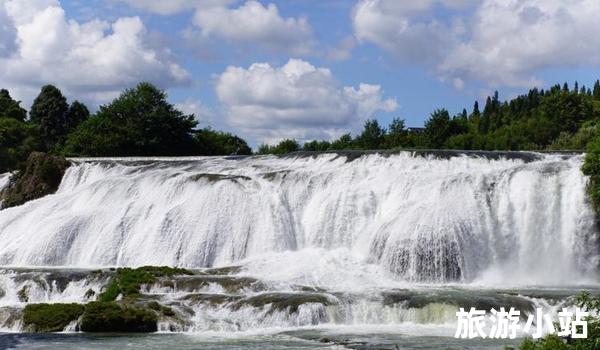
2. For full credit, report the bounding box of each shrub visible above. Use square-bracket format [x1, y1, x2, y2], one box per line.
[23, 303, 84, 332]
[80, 301, 157, 333]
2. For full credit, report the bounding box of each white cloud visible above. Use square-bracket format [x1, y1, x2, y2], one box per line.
[352, 0, 469, 63]
[176, 98, 214, 125]
[353, 0, 600, 89]
[216, 59, 397, 143]
[326, 36, 356, 61]
[0, 0, 189, 105]
[193, 1, 314, 55]
[439, 0, 600, 87]
[115, 0, 233, 15]
[118, 0, 314, 55]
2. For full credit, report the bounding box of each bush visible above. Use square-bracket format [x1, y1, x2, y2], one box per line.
[23, 303, 85, 332]
[583, 137, 600, 210]
[80, 301, 157, 333]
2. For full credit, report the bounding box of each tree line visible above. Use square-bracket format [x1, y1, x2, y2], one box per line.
[259, 80, 600, 154]
[3, 79, 600, 173]
[0, 83, 252, 173]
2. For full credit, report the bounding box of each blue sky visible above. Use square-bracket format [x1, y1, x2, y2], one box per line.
[1, 0, 600, 145]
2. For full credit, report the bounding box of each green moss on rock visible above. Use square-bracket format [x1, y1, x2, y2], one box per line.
[80, 301, 157, 333]
[23, 303, 85, 332]
[99, 266, 194, 302]
[233, 292, 332, 314]
[0, 152, 69, 209]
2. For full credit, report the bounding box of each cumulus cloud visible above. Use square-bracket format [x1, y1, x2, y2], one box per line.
[0, 0, 189, 105]
[193, 1, 314, 55]
[115, 0, 233, 15]
[439, 0, 600, 87]
[353, 0, 600, 89]
[176, 98, 214, 125]
[118, 0, 314, 55]
[352, 0, 469, 63]
[216, 59, 397, 143]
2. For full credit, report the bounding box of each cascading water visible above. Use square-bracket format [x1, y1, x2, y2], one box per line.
[0, 152, 598, 337]
[0, 152, 596, 283]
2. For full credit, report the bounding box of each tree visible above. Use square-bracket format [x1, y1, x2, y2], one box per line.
[29, 85, 69, 150]
[0, 118, 40, 172]
[64, 83, 198, 156]
[303, 140, 331, 151]
[424, 109, 451, 148]
[258, 139, 300, 155]
[356, 119, 385, 149]
[384, 117, 407, 148]
[194, 128, 251, 155]
[329, 133, 354, 150]
[65, 101, 90, 134]
[0, 89, 27, 121]
[594, 80, 600, 100]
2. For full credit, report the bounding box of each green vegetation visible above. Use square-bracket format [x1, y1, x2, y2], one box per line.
[23, 303, 84, 332]
[0, 152, 70, 209]
[258, 139, 300, 155]
[260, 82, 600, 154]
[99, 266, 193, 302]
[0, 82, 251, 176]
[194, 128, 252, 156]
[512, 292, 600, 350]
[80, 301, 157, 333]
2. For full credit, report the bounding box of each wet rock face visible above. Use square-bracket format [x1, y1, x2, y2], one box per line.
[0, 152, 70, 209]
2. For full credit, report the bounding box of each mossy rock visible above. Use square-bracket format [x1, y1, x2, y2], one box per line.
[154, 275, 265, 294]
[99, 266, 194, 302]
[233, 292, 333, 314]
[200, 266, 242, 276]
[182, 293, 241, 306]
[0, 152, 70, 209]
[23, 303, 85, 332]
[80, 301, 157, 333]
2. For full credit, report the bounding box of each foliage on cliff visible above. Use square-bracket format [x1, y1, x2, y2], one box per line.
[1, 152, 70, 209]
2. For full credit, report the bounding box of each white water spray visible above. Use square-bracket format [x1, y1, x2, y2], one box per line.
[0, 152, 596, 285]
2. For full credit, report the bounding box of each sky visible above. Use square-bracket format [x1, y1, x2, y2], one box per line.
[1, 0, 600, 146]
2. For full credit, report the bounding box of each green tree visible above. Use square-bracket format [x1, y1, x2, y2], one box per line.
[329, 133, 354, 150]
[29, 85, 69, 150]
[194, 128, 251, 155]
[384, 117, 408, 149]
[258, 139, 300, 155]
[64, 83, 198, 156]
[0, 118, 40, 173]
[424, 109, 451, 148]
[594, 80, 600, 100]
[65, 101, 90, 134]
[356, 119, 385, 149]
[0, 89, 27, 121]
[303, 140, 331, 151]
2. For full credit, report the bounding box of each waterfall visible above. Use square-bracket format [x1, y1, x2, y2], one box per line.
[0, 152, 596, 284]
